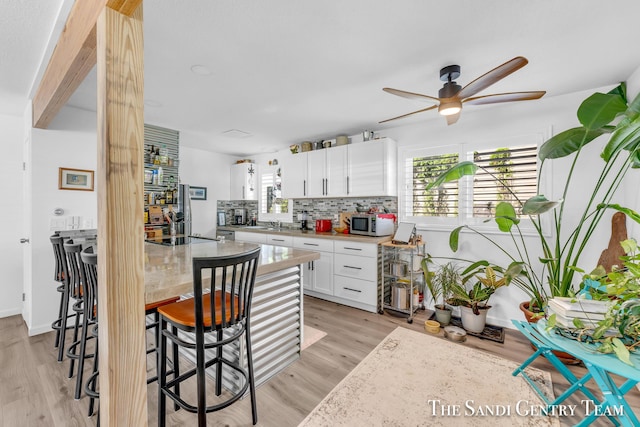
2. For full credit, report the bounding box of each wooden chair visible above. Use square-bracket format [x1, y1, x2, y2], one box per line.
[157, 247, 261, 427]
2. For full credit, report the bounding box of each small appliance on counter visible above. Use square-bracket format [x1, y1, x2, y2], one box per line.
[300, 210, 309, 230]
[315, 219, 332, 233]
[349, 213, 395, 237]
[232, 208, 247, 225]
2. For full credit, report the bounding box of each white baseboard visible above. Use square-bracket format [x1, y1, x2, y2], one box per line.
[0, 307, 22, 319]
[28, 323, 54, 337]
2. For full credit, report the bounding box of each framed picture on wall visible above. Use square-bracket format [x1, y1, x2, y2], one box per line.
[58, 167, 94, 191]
[189, 186, 207, 200]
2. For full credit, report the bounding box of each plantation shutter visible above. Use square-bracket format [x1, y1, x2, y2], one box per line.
[471, 145, 538, 218]
[411, 152, 460, 217]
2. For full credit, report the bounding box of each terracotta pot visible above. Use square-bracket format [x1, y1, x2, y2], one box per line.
[519, 300, 581, 365]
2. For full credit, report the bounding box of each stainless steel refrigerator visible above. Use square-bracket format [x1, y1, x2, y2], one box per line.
[176, 184, 192, 236]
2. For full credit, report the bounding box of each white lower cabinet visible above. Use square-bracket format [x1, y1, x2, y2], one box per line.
[333, 241, 378, 312]
[235, 231, 267, 244]
[293, 237, 334, 296]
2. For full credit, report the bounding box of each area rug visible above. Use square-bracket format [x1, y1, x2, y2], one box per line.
[301, 325, 327, 351]
[299, 327, 559, 427]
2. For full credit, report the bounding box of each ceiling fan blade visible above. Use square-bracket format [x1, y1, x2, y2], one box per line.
[383, 87, 440, 103]
[378, 105, 438, 123]
[463, 91, 546, 106]
[445, 112, 460, 126]
[456, 56, 529, 100]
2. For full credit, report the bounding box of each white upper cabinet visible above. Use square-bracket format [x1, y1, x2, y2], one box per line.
[281, 138, 395, 199]
[230, 163, 258, 200]
[281, 153, 307, 198]
[347, 138, 397, 197]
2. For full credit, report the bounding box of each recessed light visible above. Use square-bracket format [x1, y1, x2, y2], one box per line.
[222, 129, 252, 138]
[144, 99, 162, 107]
[190, 65, 212, 76]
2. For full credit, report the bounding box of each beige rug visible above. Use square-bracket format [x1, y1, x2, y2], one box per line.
[301, 325, 327, 351]
[299, 327, 559, 427]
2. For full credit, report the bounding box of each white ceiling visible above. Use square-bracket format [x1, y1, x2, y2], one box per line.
[3, 0, 640, 156]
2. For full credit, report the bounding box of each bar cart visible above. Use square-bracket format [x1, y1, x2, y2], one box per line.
[379, 240, 426, 323]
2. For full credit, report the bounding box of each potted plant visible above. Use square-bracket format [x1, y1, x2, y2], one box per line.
[447, 265, 515, 333]
[422, 259, 460, 326]
[548, 238, 640, 364]
[425, 82, 640, 317]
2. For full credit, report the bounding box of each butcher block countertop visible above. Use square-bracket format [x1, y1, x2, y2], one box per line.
[218, 225, 393, 244]
[144, 240, 319, 304]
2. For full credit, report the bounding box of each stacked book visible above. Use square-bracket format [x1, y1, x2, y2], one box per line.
[547, 297, 613, 329]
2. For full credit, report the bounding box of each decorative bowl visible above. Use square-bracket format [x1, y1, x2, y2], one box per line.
[424, 320, 440, 334]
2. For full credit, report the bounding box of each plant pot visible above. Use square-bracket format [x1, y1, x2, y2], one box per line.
[434, 305, 452, 326]
[459, 305, 489, 333]
[519, 300, 581, 365]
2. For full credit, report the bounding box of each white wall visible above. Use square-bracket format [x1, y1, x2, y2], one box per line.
[27, 106, 97, 335]
[0, 113, 26, 318]
[167, 131, 237, 236]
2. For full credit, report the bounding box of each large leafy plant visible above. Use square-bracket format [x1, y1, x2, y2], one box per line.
[426, 83, 640, 310]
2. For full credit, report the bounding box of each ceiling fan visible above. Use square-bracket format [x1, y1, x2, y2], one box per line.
[380, 56, 546, 125]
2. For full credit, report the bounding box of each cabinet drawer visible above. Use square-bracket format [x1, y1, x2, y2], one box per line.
[334, 254, 376, 282]
[333, 240, 377, 257]
[235, 231, 267, 244]
[293, 236, 333, 252]
[266, 234, 293, 247]
[334, 275, 377, 306]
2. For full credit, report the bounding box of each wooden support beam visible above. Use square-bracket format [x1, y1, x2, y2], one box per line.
[31, 0, 142, 129]
[107, 0, 144, 16]
[32, 0, 105, 129]
[96, 5, 147, 426]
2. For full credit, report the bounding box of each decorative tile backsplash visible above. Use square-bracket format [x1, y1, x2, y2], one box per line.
[216, 197, 397, 228]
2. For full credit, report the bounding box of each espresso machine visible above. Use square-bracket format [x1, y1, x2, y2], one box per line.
[233, 208, 247, 225]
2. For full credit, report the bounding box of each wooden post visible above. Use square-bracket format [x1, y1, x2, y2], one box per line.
[96, 5, 147, 425]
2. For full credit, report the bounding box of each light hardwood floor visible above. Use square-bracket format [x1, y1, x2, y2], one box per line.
[1, 296, 637, 426]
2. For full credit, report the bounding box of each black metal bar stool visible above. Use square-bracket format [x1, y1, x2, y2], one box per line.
[157, 247, 261, 427]
[80, 247, 181, 420]
[64, 239, 95, 400]
[50, 234, 71, 362]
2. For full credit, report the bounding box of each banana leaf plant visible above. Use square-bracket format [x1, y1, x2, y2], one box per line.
[426, 83, 640, 311]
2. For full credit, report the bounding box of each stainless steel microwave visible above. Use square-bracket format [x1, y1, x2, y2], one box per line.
[349, 214, 395, 237]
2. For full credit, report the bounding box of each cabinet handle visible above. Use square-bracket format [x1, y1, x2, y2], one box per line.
[304, 243, 319, 246]
[343, 287, 361, 293]
[303, 180, 306, 196]
[311, 261, 315, 270]
[272, 238, 285, 242]
[324, 178, 327, 195]
[347, 176, 350, 195]
[242, 185, 245, 199]
[343, 247, 362, 251]
[344, 265, 362, 270]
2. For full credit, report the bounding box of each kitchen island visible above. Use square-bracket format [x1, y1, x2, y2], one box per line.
[144, 239, 320, 391]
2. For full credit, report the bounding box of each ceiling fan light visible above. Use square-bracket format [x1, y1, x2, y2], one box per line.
[438, 100, 461, 116]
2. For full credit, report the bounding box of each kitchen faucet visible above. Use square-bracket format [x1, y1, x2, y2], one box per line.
[270, 221, 281, 230]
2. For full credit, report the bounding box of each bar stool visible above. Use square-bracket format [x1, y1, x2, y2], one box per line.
[64, 239, 95, 400]
[80, 247, 181, 419]
[157, 247, 261, 427]
[50, 234, 71, 362]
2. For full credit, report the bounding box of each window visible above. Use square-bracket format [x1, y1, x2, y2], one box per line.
[258, 166, 292, 222]
[470, 145, 538, 218]
[400, 134, 542, 230]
